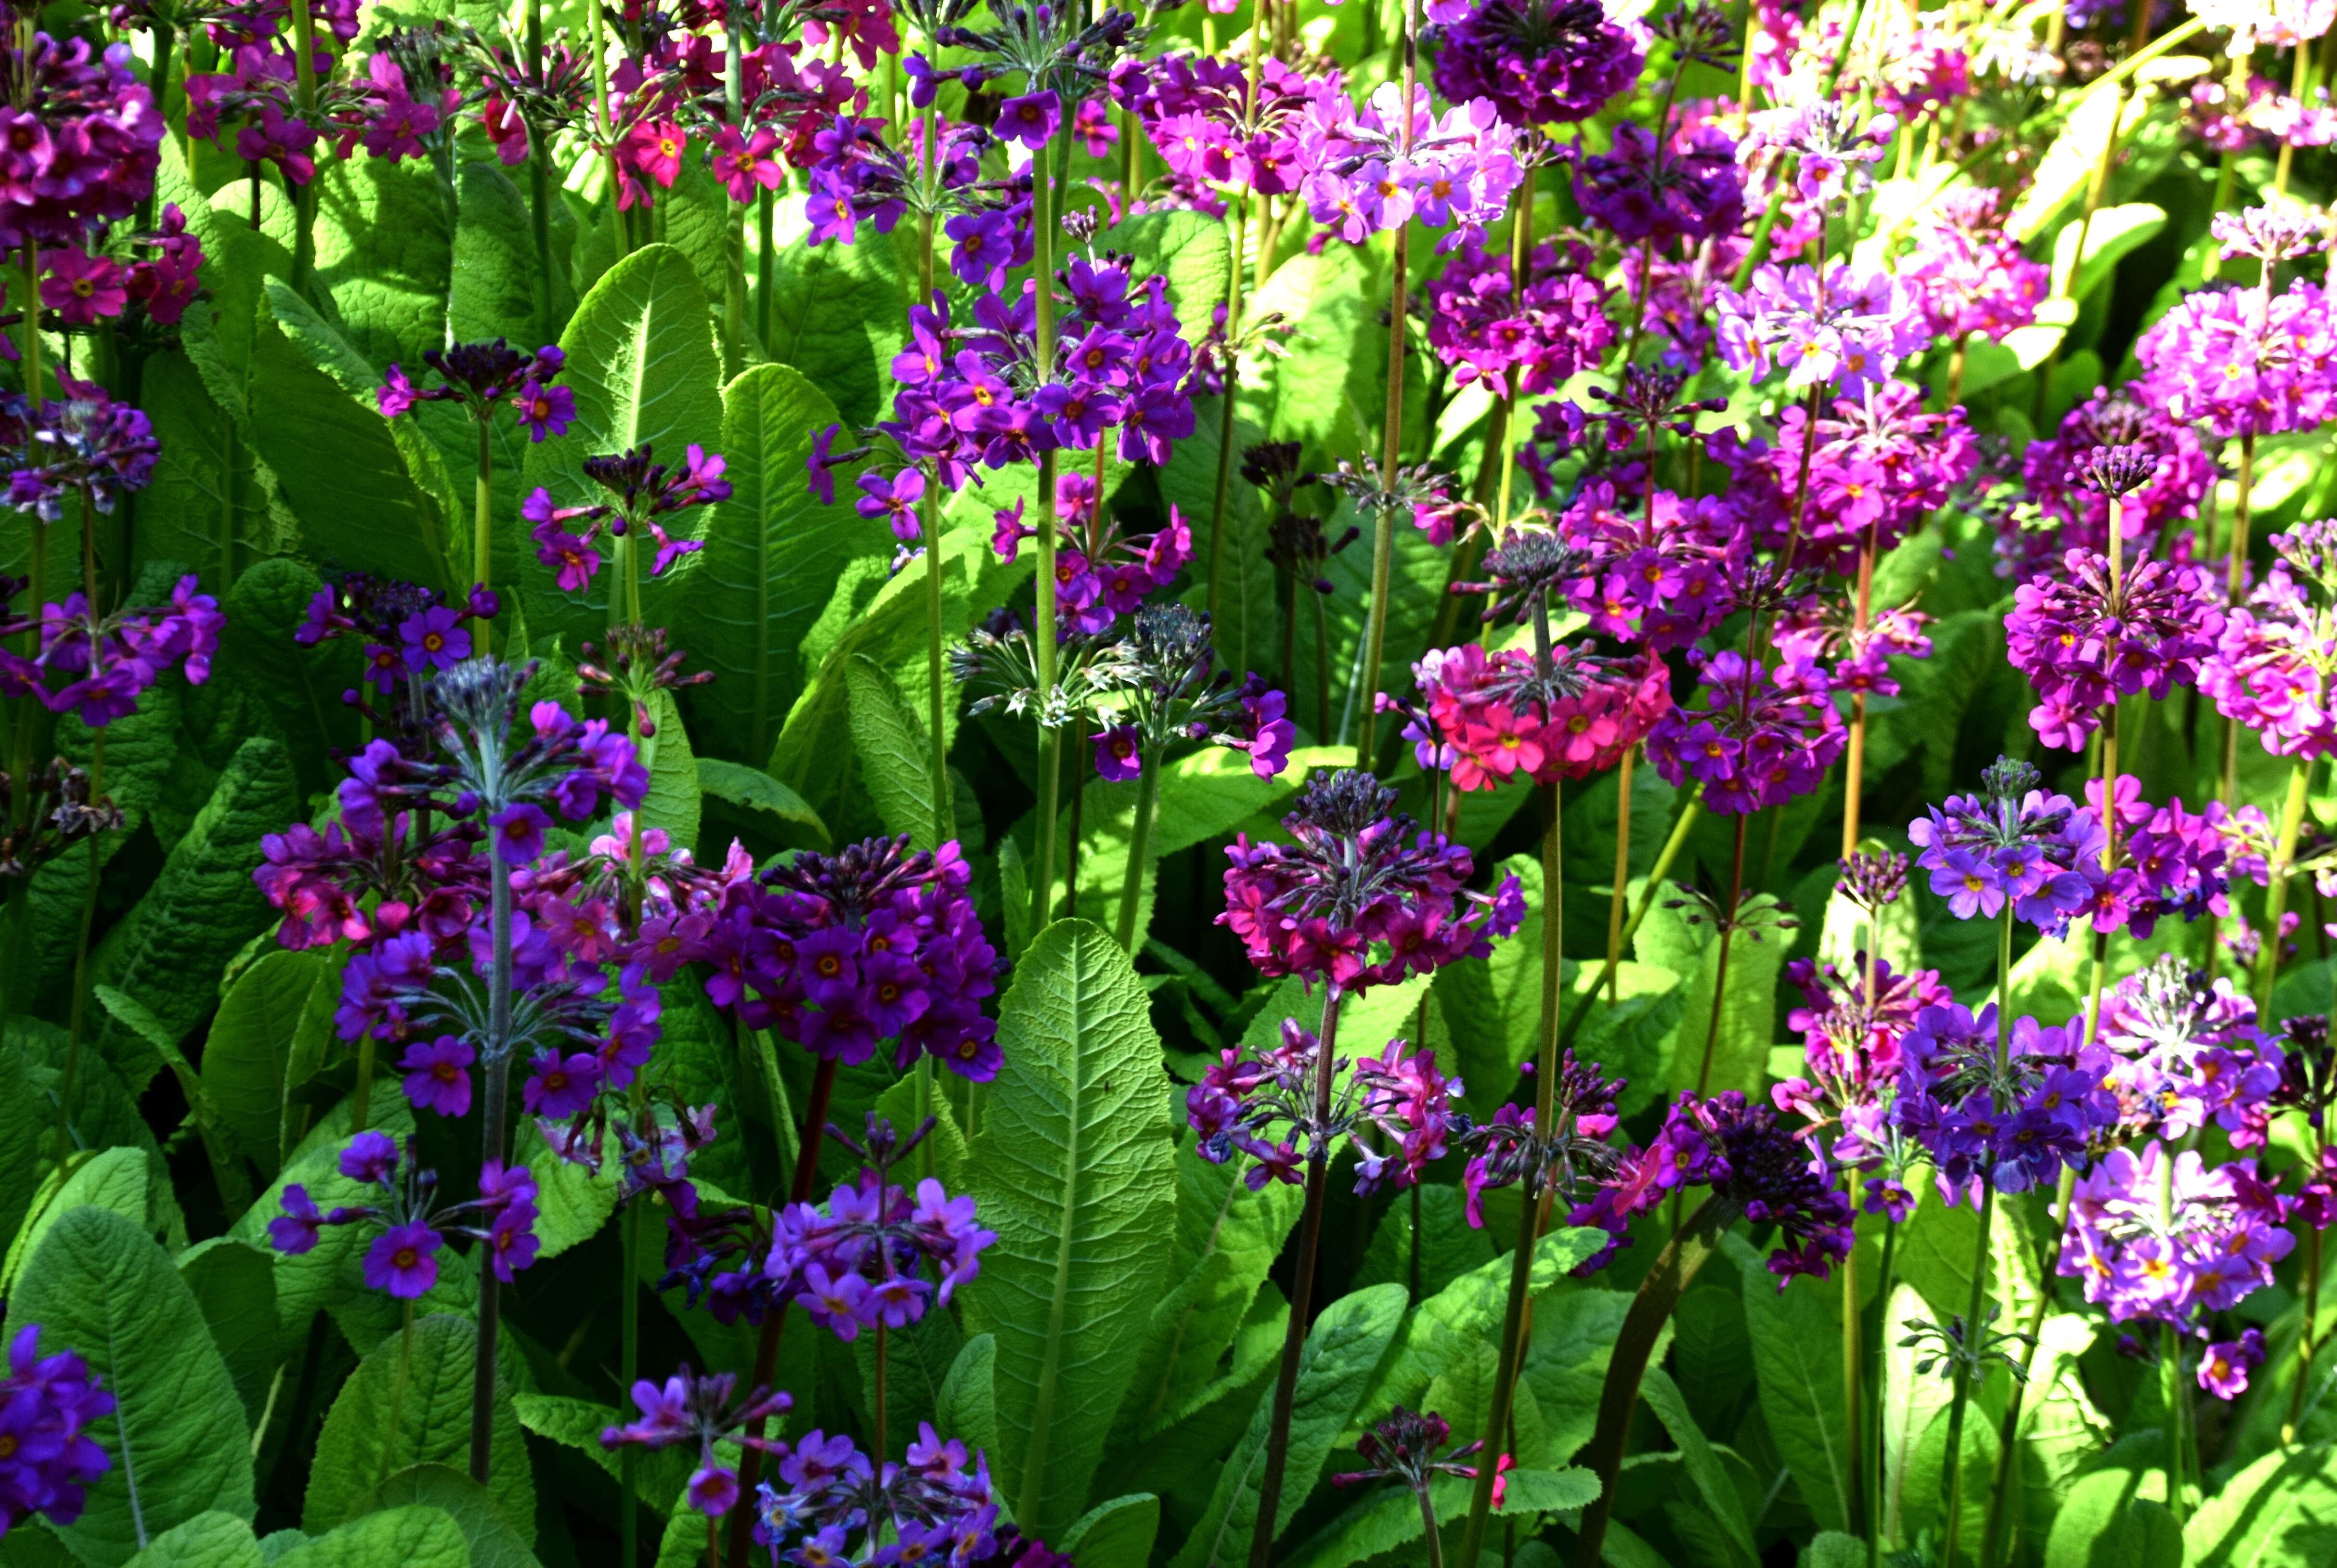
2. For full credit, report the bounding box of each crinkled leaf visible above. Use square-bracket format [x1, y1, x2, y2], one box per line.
[6, 1207, 256, 1564]
[1168, 1283, 1409, 1568]
[961, 919, 1179, 1542]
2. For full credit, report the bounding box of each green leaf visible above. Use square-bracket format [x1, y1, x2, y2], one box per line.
[1359, 1227, 1610, 1426]
[303, 1313, 533, 1543]
[270, 1507, 470, 1568]
[1113, 1142, 1302, 1442]
[1238, 245, 1379, 464]
[510, 1395, 689, 1517]
[1723, 1233, 1849, 1533]
[1168, 1283, 1409, 1568]
[1059, 1493, 1161, 1568]
[2, 1147, 154, 1295]
[135, 353, 279, 592]
[245, 293, 452, 590]
[519, 243, 723, 645]
[961, 920, 1180, 1542]
[1798, 1532, 1865, 1568]
[2045, 1442, 2176, 1568]
[2185, 1443, 2337, 1568]
[1519, 1287, 1636, 1469]
[695, 758, 828, 844]
[1640, 1368, 1758, 1568]
[1640, 889, 1788, 1102]
[311, 157, 453, 370]
[176, 1238, 280, 1425]
[88, 736, 299, 1093]
[761, 214, 912, 430]
[227, 1107, 418, 1340]
[6, 1206, 256, 1564]
[1283, 1468, 1597, 1568]
[845, 652, 940, 849]
[1117, 210, 1230, 339]
[203, 949, 341, 1178]
[363, 1465, 541, 1568]
[122, 1513, 263, 1568]
[451, 159, 569, 348]
[937, 1334, 999, 1460]
[635, 689, 701, 856]
[1351, 1180, 1494, 1303]
[657, 363, 888, 764]
[215, 559, 362, 799]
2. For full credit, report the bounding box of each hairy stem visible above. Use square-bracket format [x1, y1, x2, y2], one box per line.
[1115, 746, 1159, 950]
[470, 852, 515, 1485]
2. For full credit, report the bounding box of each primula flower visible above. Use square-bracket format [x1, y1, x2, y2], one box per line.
[2006, 549, 2224, 749]
[1646, 649, 1847, 816]
[1219, 770, 1525, 991]
[1713, 262, 1930, 397]
[1430, 0, 1643, 127]
[602, 1367, 792, 1518]
[2059, 1141, 2293, 1328]
[0, 1324, 113, 1537]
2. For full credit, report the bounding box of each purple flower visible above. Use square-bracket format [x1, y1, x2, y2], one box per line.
[1091, 726, 1143, 783]
[0, 1323, 114, 1537]
[1431, 0, 1642, 126]
[512, 379, 575, 441]
[522, 1049, 603, 1119]
[269, 1184, 326, 1254]
[602, 1366, 791, 1518]
[339, 1130, 401, 1184]
[489, 803, 552, 866]
[398, 1035, 475, 1118]
[2059, 1142, 2293, 1327]
[2007, 549, 2223, 750]
[2199, 1327, 2267, 1400]
[994, 89, 1060, 150]
[1713, 262, 1930, 397]
[398, 605, 470, 672]
[363, 1222, 441, 1299]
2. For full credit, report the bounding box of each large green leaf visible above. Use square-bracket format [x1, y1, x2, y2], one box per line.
[450, 159, 571, 348]
[962, 919, 1180, 1542]
[271, 1507, 470, 1568]
[1724, 1233, 1849, 1533]
[2185, 1443, 2337, 1568]
[1117, 209, 1230, 339]
[304, 1312, 533, 1543]
[176, 1238, 280, 1425]
[135, 353, 280, 592]
[1641, 1368, 1758, 1568]
[1060, 1494, 1162, 1568]
[653, 363, 887, 764]
[87, 736, 298, 1092]
[1358, 1227, 1610, 1425]
[510, 1395, 690, 1516]
[202, 949, 340, 1177]
[1640, 887, 1788, 1102]
[519, 243, 723, 638]
[6, 1207, 256, 1564]
[1519, 1286, 1636, 1467]
[1112, 1141, 1302, 1443]
[1283, 1467, 1598, 1568]
[2045, 1439, 2177, 1568]
[215, 559, 363, 799]
[634, 689, 701, 855]
[1168, 1283, 1409, 1568]
[120, 1513, 262, 1568]
[363, 1465, 541, 1568]
[245, 291, 452, 590]
[311, 156, 454, 370]
[845, 652, 940, 849]
[761, 213, 913, 430]
[695, 758, 827, 844]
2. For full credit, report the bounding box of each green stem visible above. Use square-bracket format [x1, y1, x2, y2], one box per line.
[1457, 779, 1564, 1564]
[1570, 1195, 1744, 1568]
[1245, 985, 1347, 1568]
[587, 0, 627, 257]
[923, 477, 949, 847]
[756, 187, 775, 349]
[2158, 1144, 2187, 1521]
[1353, 0, 1419, 770]
[52, 731, 102, 1173]
[473, 417, 493, 650]
[1939, 907, 2014, 1567]
[286, 0, 320, 292]
[1867, 1221, 1897, 1568]
[470, 850, 515, 1485]
[1114, 747, 1158, 950]
[723, 26, 747, 380]
[619, 1199, 641, 1564]
[2255, 756, 2311, 1016]
[1562, 784, 1705, 1049]
[1691, 812, 1751, 1099]
[525, 0, 553, 337]
[1027, 131, 1062, 933]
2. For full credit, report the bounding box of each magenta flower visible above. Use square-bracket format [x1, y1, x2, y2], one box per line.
[398, 605, 470, 672]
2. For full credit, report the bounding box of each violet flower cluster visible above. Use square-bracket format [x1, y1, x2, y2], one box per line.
[1714, 262, 1930, 397]
[1422, 230, 1617, 395]
[2011, 387, 2216, 579]
[528, 443, 729, 595]
[2006, 547, 2224, 750]
[2200, 520, 2337, 759]
[699, 835, 1002, 1077]
[1218, 770, 1525, 991]
[1428, 0, 1643, 128]
[1646, 649, 1847, 816]
[0, 570, 220, 728]
[752, 1420, 1067, 1566]
[2059, 1142, 2295, 1334]
[1891, 1006, 2116, 1203]
[2096, 957, 2283, 1148]
[1554, 481, 1748, 652]
[269, 1130, 544, 1294]
[1188, 1017, 1461, 1195]
[0, 1325, 112, 1540]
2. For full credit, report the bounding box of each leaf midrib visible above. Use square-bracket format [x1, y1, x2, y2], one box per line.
[1014, 953, 1091, 1528]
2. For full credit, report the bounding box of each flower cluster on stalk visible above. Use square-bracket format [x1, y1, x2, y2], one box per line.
[269, 1130, 543, 1294]
[1189, 1016, 1462, 1195]
[0, 1324, 111, 1539]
